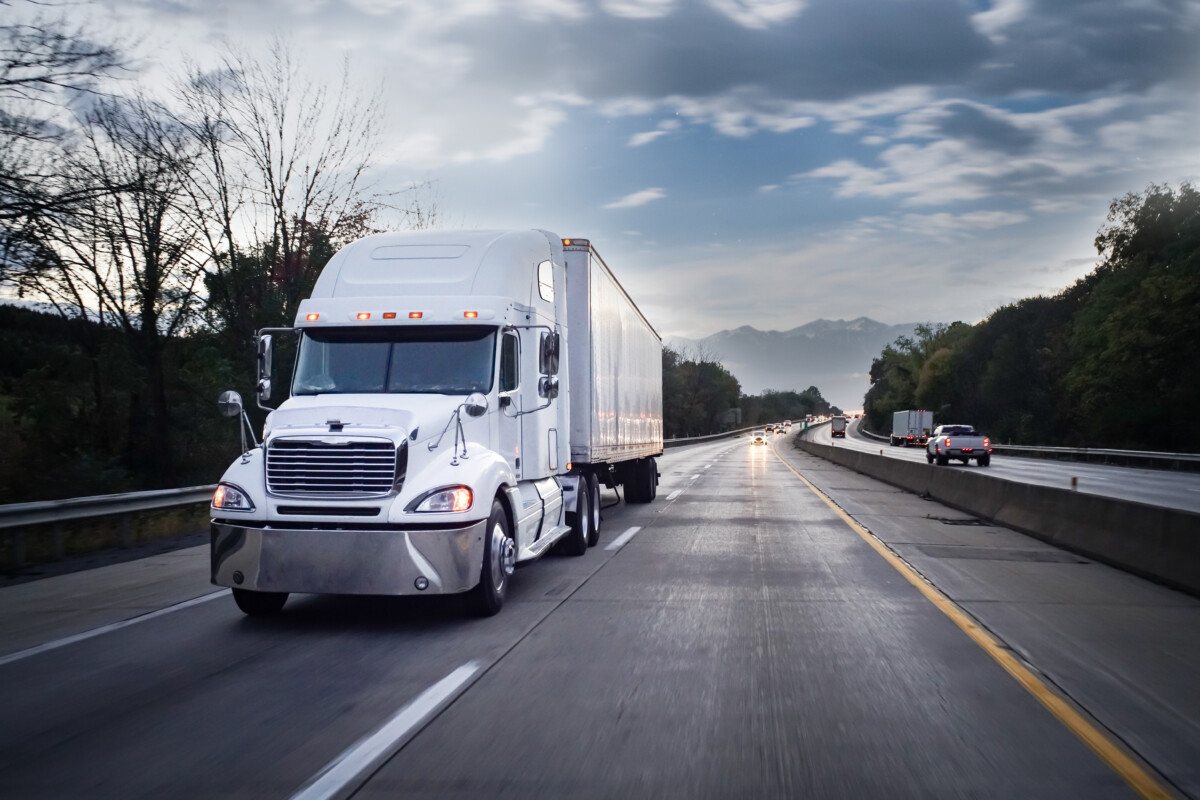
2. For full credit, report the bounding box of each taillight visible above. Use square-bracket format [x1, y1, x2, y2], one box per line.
[945, 438, 951, 448]
[983, 437, 990, 448]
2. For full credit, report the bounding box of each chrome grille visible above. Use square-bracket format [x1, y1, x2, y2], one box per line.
[266, 438, 399, 496]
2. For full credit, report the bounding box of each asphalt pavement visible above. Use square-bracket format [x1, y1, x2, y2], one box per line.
[0, 432, 1196, 798]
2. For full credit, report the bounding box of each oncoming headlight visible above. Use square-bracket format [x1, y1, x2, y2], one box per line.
[213, 483, 255, 511]
[407, 486, 473, 513]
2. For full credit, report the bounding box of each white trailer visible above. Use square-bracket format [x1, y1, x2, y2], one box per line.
[210, 230, 663, 617]
[890, 409, 934, 446]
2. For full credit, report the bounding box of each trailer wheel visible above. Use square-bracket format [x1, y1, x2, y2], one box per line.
[562, 483, 590, 557]
[624, 458, 656, 504]
[232, 588, 287, 617]
[469, 501, 514, 617]
[586, 473, 602, 547]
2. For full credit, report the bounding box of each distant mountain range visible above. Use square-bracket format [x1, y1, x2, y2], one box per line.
[669, 317, 934, 410]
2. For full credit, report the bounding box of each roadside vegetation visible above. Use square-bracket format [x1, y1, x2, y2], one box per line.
[863, 183, 1200, 452]
[662, 346, 840, 439]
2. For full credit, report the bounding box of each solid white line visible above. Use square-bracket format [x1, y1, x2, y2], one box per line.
[690, 474, 700, 480]
[290, 661, 482, 800]
[604, 526, 643, 551]
[704, 464, 711, 470]
[0, 590, 230, 667]
[666, 489, 683, 501]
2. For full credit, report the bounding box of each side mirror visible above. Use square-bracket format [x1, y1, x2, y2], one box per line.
[538, 376, 560, 399]
[463, 392, 488, 417]
[217, 390, 244, 418]
[257, 378, 272, 404]
[539, 331, 560, 376]
[257, 334, 273, 383]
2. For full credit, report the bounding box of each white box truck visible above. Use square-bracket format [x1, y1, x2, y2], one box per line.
[210, 230, 663, 617]
[890, 409, 933, 446]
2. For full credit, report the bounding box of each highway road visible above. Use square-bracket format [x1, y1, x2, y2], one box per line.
[1, 433, 1198, 799]
[807, 419, 1200, 515]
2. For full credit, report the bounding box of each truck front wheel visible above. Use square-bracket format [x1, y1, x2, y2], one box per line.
[232, 588, 287, 617]
[469, 501, 514, 617]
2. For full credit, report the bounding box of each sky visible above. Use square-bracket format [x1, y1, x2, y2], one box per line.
[27, 0, 1200, 340]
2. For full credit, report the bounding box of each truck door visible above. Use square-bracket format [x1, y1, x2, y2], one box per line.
[498, 329, 522, 477]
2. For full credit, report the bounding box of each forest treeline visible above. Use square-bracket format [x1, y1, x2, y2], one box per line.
[662, 347, 840, 439]
[864, 183, 1200, 452]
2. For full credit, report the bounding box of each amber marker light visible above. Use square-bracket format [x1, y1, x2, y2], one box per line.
[464, 310, 478, 319]
[305, 313, 319, 321]
[357, 312, 370, 320]
[382, 312, 396, 319]
[409, 311, 423, 319]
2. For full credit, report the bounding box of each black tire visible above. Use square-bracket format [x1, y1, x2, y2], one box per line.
[562, 482, 590, 556]
[625, 458, 656, 504]
[978, 455, 991, 467]
[936, 454, 949, 466]
[232, 588, 288, 616]
[926, 452, 934, 464]
[586, 473, 602, 547]
[468, 500, 514, 617]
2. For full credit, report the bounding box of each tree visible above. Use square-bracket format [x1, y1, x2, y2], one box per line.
[28, 94, 205, 485]
[176, 40, 387, 347]
[0, 3, 124, 228]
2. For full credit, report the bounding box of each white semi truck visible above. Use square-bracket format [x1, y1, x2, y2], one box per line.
[210, 230, 663, 617]
[890, 409, 934, 446]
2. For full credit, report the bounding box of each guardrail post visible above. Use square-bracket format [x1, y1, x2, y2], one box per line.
[11, 530, 23, 569]
[52, 523, 65, 561]
[119, 514, 131, 548]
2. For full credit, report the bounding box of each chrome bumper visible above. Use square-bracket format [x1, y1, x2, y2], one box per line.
[210, 520, 487, 595]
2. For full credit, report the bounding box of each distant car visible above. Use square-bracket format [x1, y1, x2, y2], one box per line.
[831, 415, 848, 438]
[764, 424, 775, 432]
[783, 420, 792, 428]
[752, 430, 767, 445]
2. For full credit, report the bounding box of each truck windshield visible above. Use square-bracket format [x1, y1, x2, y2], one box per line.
[292, 326, 496, 395]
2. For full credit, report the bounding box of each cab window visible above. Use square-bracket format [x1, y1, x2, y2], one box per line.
[499, 331, 519, 393]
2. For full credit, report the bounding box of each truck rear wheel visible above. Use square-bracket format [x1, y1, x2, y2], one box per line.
[936, 454, 949, 466]
[468, 501, 514, 617]
[978, 455, 991, 467]
[586, 473, 602, 547]
[232, 588, 287, 617]
[624, 458, 657, 504]
[562, 482, 590, 557]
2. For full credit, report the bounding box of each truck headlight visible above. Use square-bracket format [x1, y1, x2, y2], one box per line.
[407, 486, 473, 513]
[213, 483, 255, 511]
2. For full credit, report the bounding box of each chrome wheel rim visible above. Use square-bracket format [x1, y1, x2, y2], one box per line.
[590, 481, 600, 531]
[490, 521, 515, 593]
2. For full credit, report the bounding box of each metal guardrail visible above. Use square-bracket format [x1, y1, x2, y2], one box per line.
[0, 486, 216, 531]
[1, 486, 216, 568]
[665, 425, 760, 447]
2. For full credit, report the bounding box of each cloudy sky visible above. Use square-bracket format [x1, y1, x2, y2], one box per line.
[49, 0, 1200, 339]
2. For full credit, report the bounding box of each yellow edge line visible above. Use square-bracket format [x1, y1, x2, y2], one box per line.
[772, 445, 1174, 800]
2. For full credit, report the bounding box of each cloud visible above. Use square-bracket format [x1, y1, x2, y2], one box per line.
[627, 117, 680, 146]
[604, 187, 666, 209]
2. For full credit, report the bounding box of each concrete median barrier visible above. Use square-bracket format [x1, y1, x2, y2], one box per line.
[796, 439, 1200, 596]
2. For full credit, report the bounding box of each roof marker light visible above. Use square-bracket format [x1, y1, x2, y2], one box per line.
[464, 310, 478, 319]
[306, 313, 319, 321]
[409, 311, 423, 319]
[382, 312, 396, 319]
[357, 312, 370, 320]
